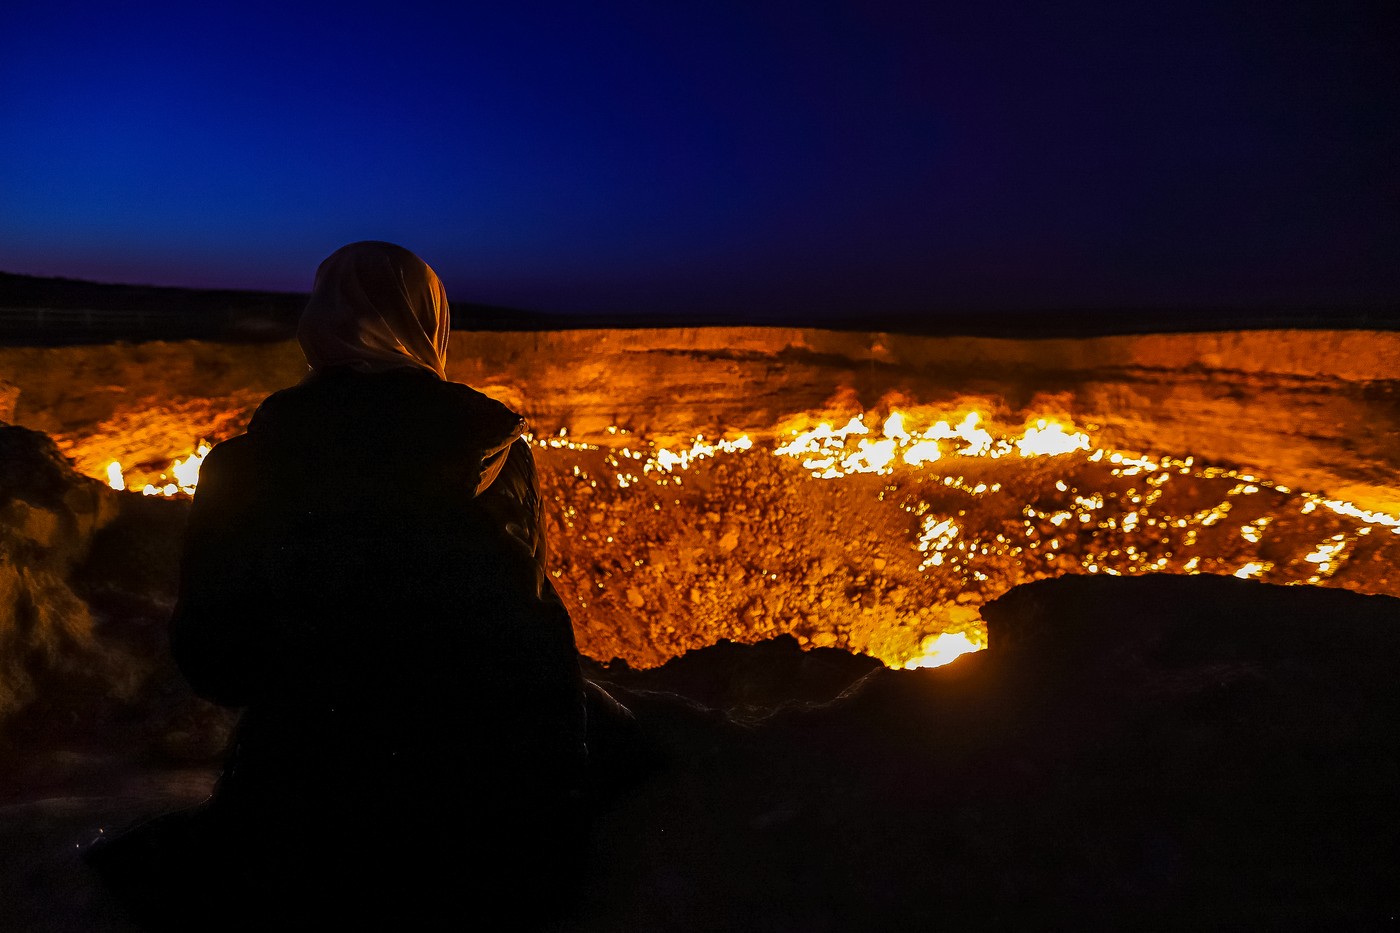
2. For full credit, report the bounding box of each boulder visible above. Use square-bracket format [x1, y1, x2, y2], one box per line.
[0, 425, 120, 720]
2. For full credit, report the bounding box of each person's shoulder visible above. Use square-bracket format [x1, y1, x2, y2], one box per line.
[246, 382, 307, 433]
[436, 379, 527, 444]
[189, 432, 257, 500]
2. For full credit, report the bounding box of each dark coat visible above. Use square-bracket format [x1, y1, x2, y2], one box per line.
[170, 367, 586, 839]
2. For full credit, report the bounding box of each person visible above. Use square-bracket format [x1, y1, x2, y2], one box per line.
[91, 242, 591, 928]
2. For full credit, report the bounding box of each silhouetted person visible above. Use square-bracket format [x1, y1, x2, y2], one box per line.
[91, 242, 589, 928]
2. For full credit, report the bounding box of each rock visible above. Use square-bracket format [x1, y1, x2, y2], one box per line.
[588, 633, 882, 714]
[981, 572, 1400, 663]
[0, 425, 230, 796]
[0, 380, 16, 422]
[0, 424, 121, 721]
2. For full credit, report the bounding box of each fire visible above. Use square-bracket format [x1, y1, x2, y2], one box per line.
[647, 435, 753, 478]
[83, 401, 1400, 672]
[773, 409, 1090, 477]
[916, 517, 960, 570]
[103, 443, 211, 497]
[1016, 419, 1091, 457]
[903, 631, 984, 669]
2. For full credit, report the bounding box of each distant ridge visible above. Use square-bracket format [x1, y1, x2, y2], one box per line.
[1, 270, 1396, 346]
[0, 271, 547, 345]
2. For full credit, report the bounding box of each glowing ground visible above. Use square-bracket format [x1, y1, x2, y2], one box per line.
[533, 409, 1400, 668]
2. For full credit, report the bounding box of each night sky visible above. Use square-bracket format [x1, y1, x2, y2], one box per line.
[2, 1, 1396, 318]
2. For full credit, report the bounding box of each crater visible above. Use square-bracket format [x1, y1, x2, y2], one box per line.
[3, 326, 1398, 669]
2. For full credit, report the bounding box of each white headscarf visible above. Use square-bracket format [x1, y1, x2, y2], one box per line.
[298, 241, 451, 379]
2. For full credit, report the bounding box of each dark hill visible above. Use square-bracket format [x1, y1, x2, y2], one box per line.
[4, 270, 1398, 345]
[0, 272, 545, 344]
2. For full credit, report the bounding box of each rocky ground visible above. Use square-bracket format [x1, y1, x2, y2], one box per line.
[5, 407, 1398, 795]
[537, 429, 1400, 669]
[3, 575, 1398, 930]
[1, 420, 1399, 929]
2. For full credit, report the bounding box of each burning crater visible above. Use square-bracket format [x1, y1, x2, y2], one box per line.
[3, 326, 1399, 670]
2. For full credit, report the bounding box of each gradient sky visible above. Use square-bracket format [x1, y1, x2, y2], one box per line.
[1, 0, 1396, 317]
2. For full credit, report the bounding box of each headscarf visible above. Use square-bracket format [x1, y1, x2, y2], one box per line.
[298, 241, 451, 379]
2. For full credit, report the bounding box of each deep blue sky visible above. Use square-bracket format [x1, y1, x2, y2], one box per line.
[1, 0, 1396, 317]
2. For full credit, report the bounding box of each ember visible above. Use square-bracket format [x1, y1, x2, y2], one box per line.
[84, 401, 1400, 671]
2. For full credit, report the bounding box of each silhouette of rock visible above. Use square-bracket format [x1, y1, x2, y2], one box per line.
[575, 574, 1400, 929]
[585, 634, 882, 714]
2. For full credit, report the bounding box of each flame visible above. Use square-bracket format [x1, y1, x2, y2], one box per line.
[1016, 419, 1091, 457]
[916, 517, 960, 570]
[135, 443, 211, 498]
[78, 398, 1400, 673]
[904, 631, 984, 669]
[774, 408, 1088, 478]
[648, 435, 753, 474]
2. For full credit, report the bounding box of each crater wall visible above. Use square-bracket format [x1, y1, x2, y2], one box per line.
[2, 327, 1397, 511]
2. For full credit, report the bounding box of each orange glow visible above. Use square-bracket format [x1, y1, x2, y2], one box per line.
[903, 631, 984, 669]
[138, 443, 211, 497]
[73, 400, 1400, 671]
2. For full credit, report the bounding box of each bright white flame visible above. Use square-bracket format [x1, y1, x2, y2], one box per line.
[775, 408, 1090, 477]
[938, 413, 993, 457]
[133, 443, 212, 497]
[647, 434, 753, 475]
[170, 443, 211, 495]
[840, 437, 898, 474]
[1233, 561, 1271, 580]
[904, 631, 983, 669]
[916, 516, 960, 570]
[1313, 497, 1400, 533]
[774, 416, 870, 459]
[1016, 420, 1090, 457]
[105, 461, 125, 491]
[882, 411, 911, 443]
[901, 440, 942, 466]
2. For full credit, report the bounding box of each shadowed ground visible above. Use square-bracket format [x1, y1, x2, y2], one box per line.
[3, 573, 1398, 930]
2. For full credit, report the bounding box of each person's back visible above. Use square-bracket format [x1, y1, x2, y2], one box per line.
[91, 243, 589, 928]
[177, 364, 585, 807]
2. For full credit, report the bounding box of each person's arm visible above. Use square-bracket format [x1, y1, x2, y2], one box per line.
[478, 437, 548, 574]
[168, 437, 272, 707]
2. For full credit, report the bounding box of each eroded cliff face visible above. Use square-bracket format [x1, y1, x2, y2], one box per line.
[446, 328, 1400, 513]
[2, 327, 1397, 510]
[3, 326, 1397, 670]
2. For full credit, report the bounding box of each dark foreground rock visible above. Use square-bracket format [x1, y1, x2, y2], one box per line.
[4, 573, 1397, 930]
[0, 424, 120, 723]
[0, 425, 234, 801]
